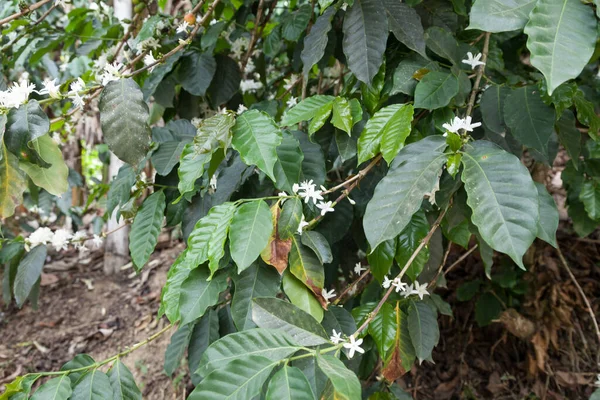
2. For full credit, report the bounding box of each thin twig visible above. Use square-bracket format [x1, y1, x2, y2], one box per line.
[428, 244, 478, 289]
[113, 13, 142, 60]
[333, 269, 371, 305]
[0, 0, 52, 26]
[240, 0, 266, 75]
[465, 32, 491, 118]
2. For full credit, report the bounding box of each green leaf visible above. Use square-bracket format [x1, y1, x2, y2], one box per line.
[61, 354, 95, 384]
[383, 307, 415, 378]
[331, 97, 353, 135]
[14, 245, 46, 307]
[229, 200, 274, 272]
[321, 306, 357, 336]
[301, 231, 332, 265]
[504, 86, 555, 161]
[308, 103, 334, 136]
[188, 310, 220, 385]
[232, 110, 282, 181]
[71, 369, 113, 400]
[289, 235, 325, 298]
[179, 268, 228, 326]
[231, 261, 281, 330]
[555, 110, 581, 162]
[189, 355, 277, 400]
[108, 360, 142, 400]
[391, 57, 439, 96]
[142, 52, 183, 101]
[368, 239, 396, 283]
[475, 292, 503, 326]
[301, 7, 336, 77]
[0, 145, 27, 218]
[579, 180, 600, 221]
[282, 96, 336, 127]
[19, 135, 68, 196]
[468, 0, 536, 32]
[357, 103, 414, 165]
[480, 85, 510, 134]
[30, 376, 72, 400]
[282, 4, 312, 41]
[177, 52, 216, 96]
[395, 209, 430, 282]
[266, 366, 315, 400]
[151, 121, 195, 175]
[274, 132, 304, 194]
[279, 197, 303, 240]
[535, 182, 559, 247]
[369, 302, 397, 357]
[414, 71, 459, 110]
[316, 354, 362, 400]
[283, 271, 324, 323]
[5, 100, 50, 167]
[197, 328, 301, 377]
[407, 301, 439, 363]
[573, 90, 600, 137]
[364, 136, 447, 250]
[163, 323, 193, 377]
[106, 165, 136, 217]
[335, 130, 357, 162]
[524, 0, 597, 94]
[295, 131, 327, 187]
[195, 110, 236, 154]
[99, 79, 151, 166]
[207, 55, 242, 107]
[252, 297, 329, 346]
[129, 191, 166, 271]
[424, 27, 461, 66]
[187, 202, 237, 277]
[342, 0, 388, 85]
[382, 0, 427, 58]
[461, 140, 539, 269]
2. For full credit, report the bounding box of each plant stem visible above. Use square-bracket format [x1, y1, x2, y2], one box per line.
[0, 0, 52, 26]
[465, 32, 491, 118]
[333, 269, 371, 305]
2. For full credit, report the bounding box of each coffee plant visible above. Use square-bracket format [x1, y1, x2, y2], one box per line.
[1, 0, 599, 398]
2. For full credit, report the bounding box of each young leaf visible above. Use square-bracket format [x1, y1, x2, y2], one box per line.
[289, 235, 325, 301]
[232, 110, 282, 181]
[301, 7, 336, 77]
[229, 200, 274, 272]
[99, 79, 151, 166]
[382, 0, 427, 58]
[197, 328, 301, 377]
[231, 262, 281, 331]
[265, 366, 316, 400]
[414, 71, 459, 110]
[71, 369, 113, 400]
[129, 191, 166, 271]
[342, 0, 388, 85]
[316, 354, 362, 400]
[14, 245, 47, 307]
[107, 360, 142, 400]
[281, 96, 335, 126]
[30, 375, 72, 400]
[163, 323, 193, 377]
[407, 301, 439, 363]
[179, 268, 228, 326]
[19, 135, 68, 196]
[364, 136, 448, 250]
[252, 297, 330, 346]
[189, 355, 277, 400]
[535, 182, 559, 248]
[461, 140, 539, 269]
[0, 145, 27, 219]
[468, 0, 536, 32]
[283, 271, 324, 323]
[331, 97, 353, 135]
[524, 0, 597, 94]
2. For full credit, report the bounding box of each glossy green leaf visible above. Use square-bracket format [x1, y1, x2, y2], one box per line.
[163, 323, 193, 377]
[99, 79, 151, 166]
[342, 0, 388, 85]
[535, 182, 559, 247]
[14, 245, 46, 307]
[289, 235, 324, 298]
[382, 0, 427, 58]
[321, 306, 357, 337]
[480, 85, 510, 134]
[195, 112, 236, 154]
[61, 354, 95, 384]
[368, 239, 396, 283]
[279, 197, 303, 240]
[407, 301, 439, 363]
[274, 132, 304, 194]
[555, 110, 581, 162]
[283, 271, 324, 323]
[395, 209, 430, 282]
[71, 369, 113, 400]
[5, 100, 50, 167]
[331, 97, 353, 135]
[30, 376, 72, 400]
[579, 180, 600, 221]
[468, 0, 536, 32]
[106, 165, 136, 217]
[108, 360, 142, 400]
[179, 268, 228, 326]
[524, 0, 597, 94]
[301, 231, 332, 265]
[266, 366, 315, 400]
[316, 354, 361, 400]
[252, 297, 329, 346]
[188, 310, 220, 385]
[19, 135, 68, 196]
[129, 191, 166, 271]
[414, 71, 459, 110]
[461, 140, 539, 269]
[232, 110, 282, 181]
[369, 302, 397, 357]
[0, 145, 27, 218]
[177, 52, 216, 96]
[282, 4, 312, 41]
[282, 96, 335, 126]
[197, 328, 300, 377]
[229, 200, 274, 272]
[364, 136, 447, 250]
[301, 7, 336, 77]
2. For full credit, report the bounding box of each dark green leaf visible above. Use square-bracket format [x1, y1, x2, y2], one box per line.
[207, 55, 242, 107]
[535, 182, 558, 247]
[407, 301, 439, 362]
[475, 292, 503, 326]
[14, 245, 46, 307]
[279, 197, 304, 240]
[129, 191, 166, 271]
[368, 239, 396, 283]
[266, 366, 315, 400]
[108, 360, 142, 400]
[5, 101, 50, 167]
[301, 231, 332, 264]
[71, 369, 113, 400]
[316, 354, 361, 400]
[468, 0, 536, 32]
[188, 310, 220, 385]
[61, 354, 95, 384]
[396, 209, 430, 282]
[177, 52, 217, 96]
[229, 200, 273, 272]
[382, 0, 427, 58]
[369, 302, 397, 356]
[301, 7, 336, 77]
[163, 323, 193, 377]
[179, 268, 228, 326]
[414, 71, 459, 110]
[274, 132, 304, 194]
[282, 5, 312, 41]
[480, 85, 509, 134]
[555, 110, 581, 162]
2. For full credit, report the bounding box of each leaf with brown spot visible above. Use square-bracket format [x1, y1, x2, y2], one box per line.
[261, 203, 292, 274]
[382, 303, 415, 381]
[289, 235, 327, 309]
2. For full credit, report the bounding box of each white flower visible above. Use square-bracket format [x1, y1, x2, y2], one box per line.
[354, 262, 366, 275]
[0, 80, 36, 109]
[382, 275, 393, 289]
[92, 234, 103, 248]
[209, 174, 218, 190]
[55, 0, 68, 8]
[209, 19, 218, 26]
[401, 283, 414, 298]
[28, 227, 54, 249]
[230, 37, 248, 58]
[178, 38, 190, 46]
[321, 288, 336, 303]
[412, 281, 429, 300]
[297, 214, 309, 235]
[101, 62, 123, 85]
[70, 77, 85, 93]
[70, 92, 85, 109]
[51, 229, 72, 251]
[297, 181, 324, 205]
[348, 197, 356, 205]
[316, 201, 334, 216]
[462, 51, 485, 69]
[330, 329, 344, 344]
[143, 53, 158, 72]
[177, 21, 191, 34]
[292, 183, 300, 194]
[39, 78, 61, 99]
[237, 104, 248, 114]
[240, 79, 263, 94]
[392, 277, 407, 293]
[442, 116, 464, 133]
[286, 97, 298, 108]
[461, 116, 482, 132]
[136, 37, 160, 53]
[342, 335, 365, 359]
[299, 180, 314, 191]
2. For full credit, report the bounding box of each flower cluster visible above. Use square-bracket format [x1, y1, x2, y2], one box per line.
[26, 227, 103, 253]
[442, 115, 481, 134]
[382, 276, 429, 300]
[0, 80, 36, 109]
[329, 330, 365, 359]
